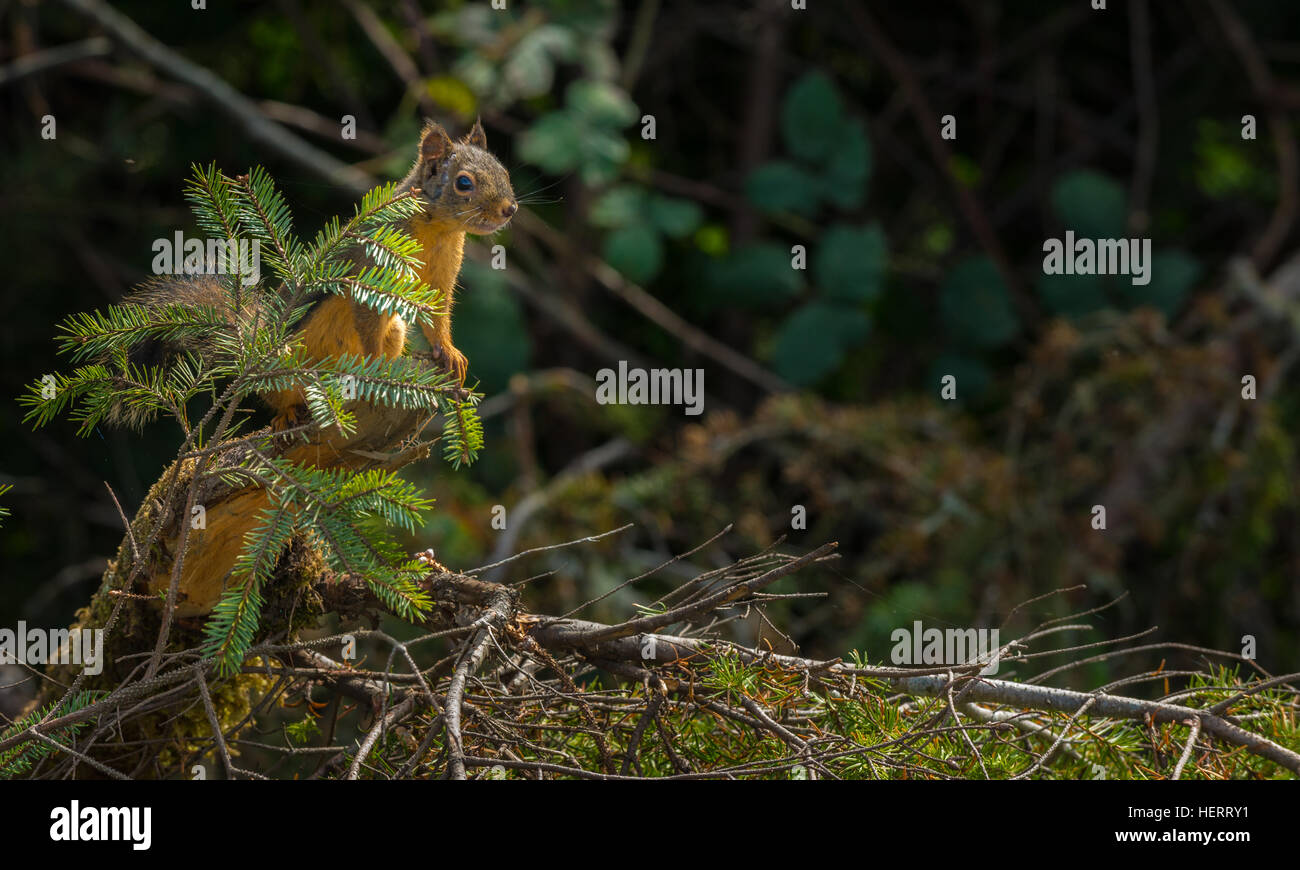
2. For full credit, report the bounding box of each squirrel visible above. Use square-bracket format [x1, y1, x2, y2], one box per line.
[124, 118, 517, 430]
[109, 120, 516, 617]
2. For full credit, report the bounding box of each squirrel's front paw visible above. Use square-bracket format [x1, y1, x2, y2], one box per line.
[433, 343, 469, 385]
[270, 404, 305, 433]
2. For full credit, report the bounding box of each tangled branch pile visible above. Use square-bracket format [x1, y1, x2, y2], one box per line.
[4, 524, 1297, 780]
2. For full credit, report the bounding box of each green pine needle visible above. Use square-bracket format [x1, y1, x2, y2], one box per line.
[31, 164, 482, 675]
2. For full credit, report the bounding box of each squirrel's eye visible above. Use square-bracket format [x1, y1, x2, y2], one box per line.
[455, 174, 475, 193]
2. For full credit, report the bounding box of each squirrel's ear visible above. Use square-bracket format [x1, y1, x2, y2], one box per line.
[419, 121, 455, 163]
[462, 117, 488, 150]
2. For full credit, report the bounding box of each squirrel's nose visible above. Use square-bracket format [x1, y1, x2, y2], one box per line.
[501, 201, 518, 219]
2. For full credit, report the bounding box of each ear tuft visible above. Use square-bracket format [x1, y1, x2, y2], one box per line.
[420, 120, 455, 163]
[462, 117, 488, 150]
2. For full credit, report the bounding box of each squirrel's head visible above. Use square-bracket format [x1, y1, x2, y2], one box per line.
[408, 118, 517, 235]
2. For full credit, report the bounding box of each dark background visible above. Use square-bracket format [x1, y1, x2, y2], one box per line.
[3, 0, 1299, 690]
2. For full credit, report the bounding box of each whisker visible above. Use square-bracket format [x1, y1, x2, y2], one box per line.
[515, 175, 568, 199]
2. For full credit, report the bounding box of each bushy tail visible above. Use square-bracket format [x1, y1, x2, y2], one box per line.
[101, 274, 265, 430]
[121, 273, 264, 369]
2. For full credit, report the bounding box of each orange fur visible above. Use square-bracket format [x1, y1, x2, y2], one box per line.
[266, 295, 408, 429]
[266, 217, 466, 430]
[410, 217, 467, 381]
[151, 414, 415, 618]
[147, 487, 273, 616]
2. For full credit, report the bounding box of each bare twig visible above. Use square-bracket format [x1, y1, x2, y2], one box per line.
[58, 0, 374, 197]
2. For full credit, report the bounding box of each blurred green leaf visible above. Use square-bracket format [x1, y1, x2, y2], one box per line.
[519, 113, 584, 174]
[649, 195, 703, 238]
[1050, 170, 1128, 239]
[577, 39, 621, 82]
[520, 80, 637, 185]
[426, 76, 478, 118]
[1035, 272, 1109, 319]
[922, 223, 954, 257]
[929, 353, 993, 402]
[579, 135, 632, 186]
[1194, 119, 1266, 199]
[604, 224, 663, 284]
[771, 302, 870, 385]
[567, 80, 638, 128]
[452, 53, 497, 99]
[948, 154, 982, 188]
[590, 185, 647, 228]
[503, 26, 574, 98]
[431, 4, 498, 45]
[1116, 249, 1202, 317]
[694, 224, 729, 257]
[781, 71, 846, 163]
[940, 256, 1018, 349]
[248, 17, 298, 95]
[705, 243, 803, 309]
[746, 162, 820, 216]
[520, 115, 629, 187]
[820, 119, 871, 210]
[815, 224, 887, 304]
